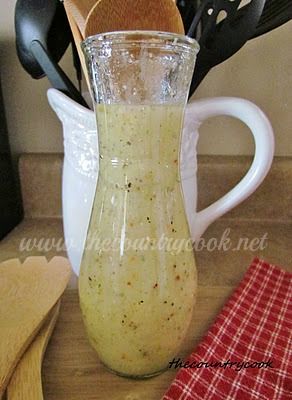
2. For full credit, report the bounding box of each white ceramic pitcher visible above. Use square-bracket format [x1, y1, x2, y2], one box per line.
[47, 88, 274, 276]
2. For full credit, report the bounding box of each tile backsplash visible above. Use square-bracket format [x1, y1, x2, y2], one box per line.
[19, 153, 292, 222]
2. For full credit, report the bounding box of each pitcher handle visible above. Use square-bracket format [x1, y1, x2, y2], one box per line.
[186, 97, 274, 241]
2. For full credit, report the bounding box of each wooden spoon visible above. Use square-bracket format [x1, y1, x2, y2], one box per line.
[64, 0, 183, 93]
[6, 302, 61, 400]
[64, 3, 91, 91]
[0, 257, 71, 398]
[64, 0, 97, 37]
[84, 0, 185, 38]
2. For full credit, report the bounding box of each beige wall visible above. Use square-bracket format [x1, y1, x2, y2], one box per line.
[1, 0, 291, 156]
[193, 22, 292, 156]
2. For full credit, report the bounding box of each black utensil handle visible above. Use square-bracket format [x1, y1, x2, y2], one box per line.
[177, 0, 198, 33]
[72, 40, 82, 92]
[188, 66, 210, 99]
[30, 40, 88, 108]
[187, 0, 211, 38]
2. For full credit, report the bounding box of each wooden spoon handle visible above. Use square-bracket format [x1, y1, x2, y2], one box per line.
[64, 0, 97, 35]
[6, 302, 61, 400]
[64, 3, 91, 91]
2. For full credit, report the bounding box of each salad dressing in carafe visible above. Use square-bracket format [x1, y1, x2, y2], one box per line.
[79, 31, 199, 378]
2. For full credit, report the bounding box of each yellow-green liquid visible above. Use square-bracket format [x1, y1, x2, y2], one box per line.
[79, 103, 197, 377]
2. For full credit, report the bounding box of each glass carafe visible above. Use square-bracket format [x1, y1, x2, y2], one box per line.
[80, 31, 199, 378]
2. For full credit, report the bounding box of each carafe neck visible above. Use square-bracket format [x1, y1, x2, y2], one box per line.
[96, 103, 185, 185]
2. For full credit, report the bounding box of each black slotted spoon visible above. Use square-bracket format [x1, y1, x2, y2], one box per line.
[229, 0, 292, 39]
[178, 0, 292, 39]
[188, 0, 266, 96]
[251, 0, 292, 38]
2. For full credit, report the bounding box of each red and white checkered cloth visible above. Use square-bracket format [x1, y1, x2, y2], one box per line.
[163, 258, 292, 400]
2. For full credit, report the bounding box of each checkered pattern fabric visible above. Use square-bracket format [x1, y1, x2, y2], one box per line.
[163, 258, 292, 400]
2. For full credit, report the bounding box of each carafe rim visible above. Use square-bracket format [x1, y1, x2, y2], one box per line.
[82, 30, 200, 54]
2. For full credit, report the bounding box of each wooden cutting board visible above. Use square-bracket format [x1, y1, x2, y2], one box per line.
[0, 257, 71, 398]
[6, 301, 61, 400]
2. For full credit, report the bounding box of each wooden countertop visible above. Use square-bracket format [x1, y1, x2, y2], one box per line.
[42, 286, 233, 400]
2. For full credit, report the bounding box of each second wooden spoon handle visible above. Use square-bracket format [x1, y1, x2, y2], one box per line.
[6, 302, 61, 400]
